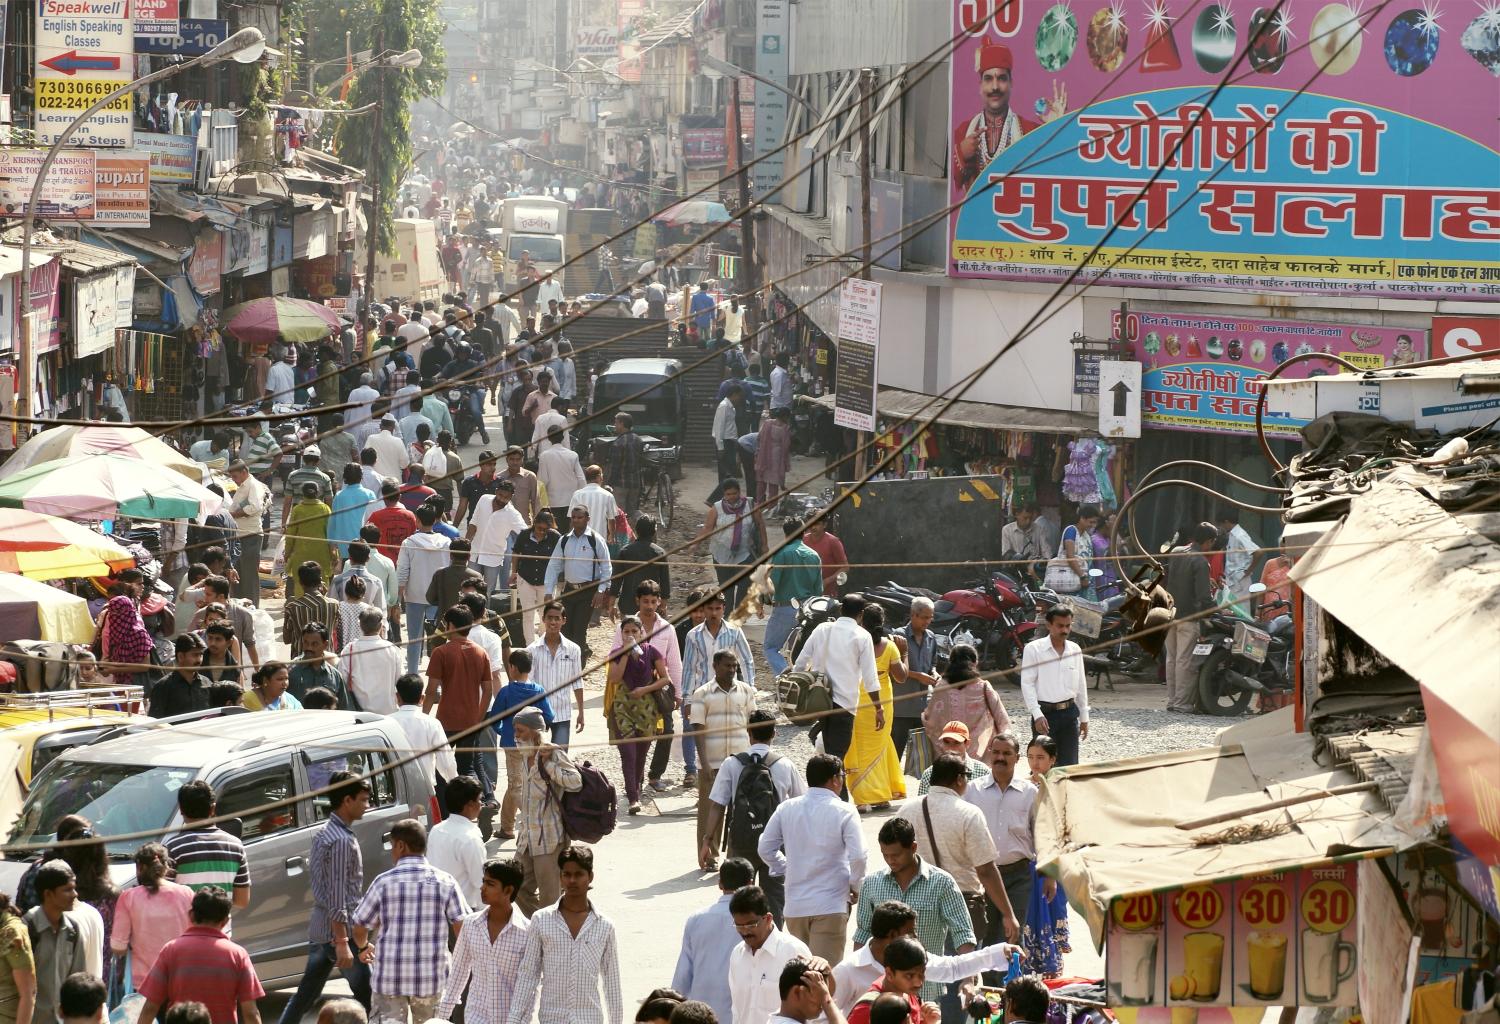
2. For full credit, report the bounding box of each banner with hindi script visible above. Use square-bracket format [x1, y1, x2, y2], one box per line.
[947, 0, 1500, 299]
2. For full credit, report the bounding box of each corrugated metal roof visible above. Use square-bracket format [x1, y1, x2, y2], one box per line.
[22, 237, 135, 273]
[812, 385, 1097, 434]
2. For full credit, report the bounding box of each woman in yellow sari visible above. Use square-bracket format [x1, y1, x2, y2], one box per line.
[282, 482, 337, 596]
[844, 603, 908, 810]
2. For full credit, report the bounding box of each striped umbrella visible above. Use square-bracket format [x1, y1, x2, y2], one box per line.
[223, 295, 341, 345]
[0, 425, 209, 484]
[0, 454, 223, 522]
[0, 509, 136, 580]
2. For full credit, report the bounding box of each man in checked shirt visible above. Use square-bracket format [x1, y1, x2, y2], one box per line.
[277, 772, 372, 1024]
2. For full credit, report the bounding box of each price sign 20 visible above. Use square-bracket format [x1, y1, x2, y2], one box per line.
[1112, 893, 1161, 931]
[1173, 885, 1225, 930]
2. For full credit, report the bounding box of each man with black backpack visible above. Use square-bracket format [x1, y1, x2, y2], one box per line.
[700, 710, 805, 922]
[757, 752, 868, 964]
[510, 706, 582, 914]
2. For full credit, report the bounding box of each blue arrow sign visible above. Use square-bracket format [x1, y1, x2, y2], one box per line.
[39, 50, 122, 74]
[134, 18, 228, 55]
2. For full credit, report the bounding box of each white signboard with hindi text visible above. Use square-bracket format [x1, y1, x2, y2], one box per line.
[834, 278, 881, 433]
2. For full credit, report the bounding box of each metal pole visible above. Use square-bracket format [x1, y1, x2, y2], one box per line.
[362, 30, 386, 315]
[853, 68, 874, 475]
[731, 76, 759, 357]
[16, 34, 260, 428]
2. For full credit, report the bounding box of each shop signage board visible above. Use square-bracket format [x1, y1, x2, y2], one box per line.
[74, 271, 119, 357]
[1097, 359, 1141, 437]
[35, 0, 135, 147]
[1121, 308, 1427, 435]
[1431, 315, 1500, 359]
[1105, 862, 1360, 1008]
[834, 278, 881, 432]
[133, 132, 197, 182]
[752, 0, 788, 194]
[574, 25, 618, 59]
[27, 259, 62, 353]
[88, 151, 150, 227]
[0, 149, 97, 220]
[682, 125, 727, 167]
[946, 0, 1500, 300]
[134, 0, 179, 38]
[134, 17, 228, 55]
[188, 228, 221, 295]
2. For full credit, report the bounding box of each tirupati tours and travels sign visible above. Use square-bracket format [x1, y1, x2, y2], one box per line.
[947, 0, 1500, 298]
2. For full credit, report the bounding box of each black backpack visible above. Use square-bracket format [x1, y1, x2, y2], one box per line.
[726, 751, 782, 857]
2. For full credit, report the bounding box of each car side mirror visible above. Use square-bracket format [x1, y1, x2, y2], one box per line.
[220, 817, 244, 840]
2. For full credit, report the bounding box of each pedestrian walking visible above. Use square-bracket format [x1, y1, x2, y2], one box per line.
[491, 650, 554, 841]
[774, 958, 848, 1024]
[756, 753, 861, 961]
[505, 846, 621, 1024]
[713, 387, 744, 482]
[846, 605, 906, 810]
[110, 844, 193, 992]
[672, 859, 755, 1024]
[541, 507, 612, 663]
[725, 885, 812, 1024]
[390, 675, 460, 806]
[699, 711, 804, 919]
[135, 889, 263, 1024]
[616, 582, 683, 794]
[225, 462, 268, 605]
[696, 480, 765, 613]
[688, 650, 757, 870]
[569, 469, 619, 545]
[437, 859, 530, 1024]
[397, 505, 451, 672]
[1164, 523, 1217, 714]
[423, 606, 494, 782]
[331, 465, 376, 560]
[920, 646, 1009, 761]
[754, 409, 792, 507]
[613, 519, 669, 618]
[163, 782, 251, 910]
[1020, 737, 1069, 976]
[916, 723, 989, 794]
[961, 733, 1037, 975]
[352, 819, 471, 1024]
[604, 414, 643, 520]
[763, 520, 822, 678]
[526, 603, 584, 746]
[427, 777, 487, 908]
[277, 772, 372, 1024]
[509, 709, 583, 915]
[680, 591, 754, 796]
[282, 563, 340, 659]
[509, 514, 559, 644]
[365, 416, 411, 482]
[537, 431, 586, 523]
[1018, 607, 1088, 766]
[792, 593, 881, 766]
[289, 623, 354, 708]
[25, 862, 88, 1024]
[605, 616, 670, 814]
[338, 608, 402, 713]
[890, 600, 939, 763]
[0, 894, 34, 1024]
[467, 484, 525, 596]
[281, 449, 336, 531]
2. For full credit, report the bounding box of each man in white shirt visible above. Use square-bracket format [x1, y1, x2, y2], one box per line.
[1216, 510, 1258, 599]
[896, 754, 1020, 947]
[713, 386, 744, 482]
[962, 732, 1038, 964]
[832, 901, 1017, 1016]
[468, 479, 528, 595]
[339, 607, 403, 714]
[389, 674, 460, 800]
[364, 414, 411, 482]
[537, 433, 586, 518]
[530, 397, 570, 454]
[727, 885, 816, 1024]
[346, 373, 381, 429]
[265, 348, 297, 403]
[757, 753, 865, 965]
[396, 505, 452, 673]
[769, 353, 794, 412]
[536, 274, 564, 310]
[568, 467, 618, 544]
[225, 461, 269, 606]
[701, 711, 805, 920]
[1019, 606, 1089, 767]
[427, 775, 487, 907]
[793, 594, 883, 765]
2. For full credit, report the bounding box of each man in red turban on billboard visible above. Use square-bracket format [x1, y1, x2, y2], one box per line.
[952, 41, 1067, 193]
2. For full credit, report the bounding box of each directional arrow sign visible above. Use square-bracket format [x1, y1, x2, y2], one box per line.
[1098, 360, 1142, 439]
[40, 50, 123, 75]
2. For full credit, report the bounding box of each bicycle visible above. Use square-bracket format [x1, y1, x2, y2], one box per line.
[639, 442, 680, 530]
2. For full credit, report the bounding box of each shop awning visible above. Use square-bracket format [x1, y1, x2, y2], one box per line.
[1290, 470, 1500, 866]
[1035, 721, 1428, 948]
[811, 386, 1097, 434]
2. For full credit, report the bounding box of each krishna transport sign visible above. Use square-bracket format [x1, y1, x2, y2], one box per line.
[947, 0, 1500, 300]
[34, 0, 134, 147]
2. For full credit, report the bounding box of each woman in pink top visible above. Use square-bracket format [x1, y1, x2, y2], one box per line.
[110, 843, 193, 988]
[921, 644, 1010, 758]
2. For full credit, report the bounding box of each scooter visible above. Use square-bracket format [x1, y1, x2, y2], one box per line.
[447, 386, 484, 445]
[1192, 583, 1294, 715]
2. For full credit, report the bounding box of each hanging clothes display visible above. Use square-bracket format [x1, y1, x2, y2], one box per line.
[1092, 441, 1117, 507]
[1062, 436, 1104, 504]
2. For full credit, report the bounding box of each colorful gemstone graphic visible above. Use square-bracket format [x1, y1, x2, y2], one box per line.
[1461, 4, 1500, 73]
[1310, 2, 1363, 73]
[1088, 5, 1131, 69]
[1248, 6, 1290, 71]
[1141, 0, 1184, 69]
[1205, 335, 1225, 358]
[1226, 338, 1243, 361]
[1250, 339, 1267, 364]
[1193, 3, 1238, 69]
[1036, 3, 1081, 69]
[1144, 331, 1163, 354]
[1187, 335, 1203, 357]
[1385, 9, 1440, 74]
[1271, 340, 1290, 364]
[1165, 333, 1182, 355]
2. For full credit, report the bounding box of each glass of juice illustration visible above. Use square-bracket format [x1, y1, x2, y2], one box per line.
[1246, 930, 1288, 1000]
[1117, 932, 1159, 1004]
[1182, 932, 1224, 1001]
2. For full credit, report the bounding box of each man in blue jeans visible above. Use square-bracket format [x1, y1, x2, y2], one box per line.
[277, 771, 372, 1023]
[764, 518, 824, 677]
[396, 504, 452, 673]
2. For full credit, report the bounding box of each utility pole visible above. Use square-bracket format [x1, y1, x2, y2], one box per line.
[731, 76, 759, 354]
[853, 67, 874, 475]
[362, 27, 386, 317]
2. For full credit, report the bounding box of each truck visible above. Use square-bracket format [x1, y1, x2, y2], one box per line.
[368, 217, 444, 304]
[498, 196, 569, 294]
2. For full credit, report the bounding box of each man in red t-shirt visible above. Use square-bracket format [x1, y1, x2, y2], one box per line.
[422, 604, 493, 783]
[137, 888, 265, 1024]
[845, 936, 937, 1024]
[369, 480, 420, 563]
[802, 518, 849, 598]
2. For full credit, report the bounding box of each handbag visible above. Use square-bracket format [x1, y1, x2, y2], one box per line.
[1044, 533, 1083, 594]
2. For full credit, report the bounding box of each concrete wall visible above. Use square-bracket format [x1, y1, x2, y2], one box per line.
[790, 0, 949, 74]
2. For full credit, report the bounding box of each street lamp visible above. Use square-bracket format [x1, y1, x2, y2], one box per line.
[15, 26, 267, 425]
[357, 47, 425, 316]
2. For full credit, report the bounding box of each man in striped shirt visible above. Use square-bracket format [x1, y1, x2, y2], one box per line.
[163, 780, 250, 912]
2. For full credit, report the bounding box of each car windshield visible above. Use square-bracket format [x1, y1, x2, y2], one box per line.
[8, 760, 197, 859]
[508, 236, 562, 262]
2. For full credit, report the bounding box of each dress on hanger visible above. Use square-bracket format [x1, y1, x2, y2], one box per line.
[1062, 438, 1103, 504]
[1092, 441, 1116, 507]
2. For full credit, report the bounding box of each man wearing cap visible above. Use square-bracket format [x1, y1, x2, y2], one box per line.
[952, 42, 1067, 193]
[468, 478, 527, 595]
[226, 461, 269, 606]
[282, 447, 335, 533]
[917, 722, 990, 794]
[364, 414, 411, 482]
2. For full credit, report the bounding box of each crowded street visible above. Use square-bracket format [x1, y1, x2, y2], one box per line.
[0, 2, 1495, 1024]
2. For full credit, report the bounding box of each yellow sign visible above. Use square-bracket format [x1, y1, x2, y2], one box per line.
[1112, 893, 1160, 932]
[35, 80, 132, 112]
[1300, 879, 1354, 934]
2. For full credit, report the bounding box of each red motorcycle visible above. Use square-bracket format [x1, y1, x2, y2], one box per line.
[932, 571, 1049, 673]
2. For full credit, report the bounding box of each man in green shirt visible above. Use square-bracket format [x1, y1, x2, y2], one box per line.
[764, 517, 823, 676]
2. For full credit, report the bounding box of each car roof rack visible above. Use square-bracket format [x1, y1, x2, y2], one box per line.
[0, 687, 144, 721]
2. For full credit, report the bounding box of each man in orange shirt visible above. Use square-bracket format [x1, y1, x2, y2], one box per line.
[802, 518, 848, 598]
[422, 604, 494, 785]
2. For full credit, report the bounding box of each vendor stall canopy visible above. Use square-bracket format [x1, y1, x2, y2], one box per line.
[812, 386, 1097, 434]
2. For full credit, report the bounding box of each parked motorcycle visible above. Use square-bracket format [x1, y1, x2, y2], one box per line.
[785, 588, 842, 664]
[1193, 584, 1294, 715]
[929, 570, 1051, 673]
